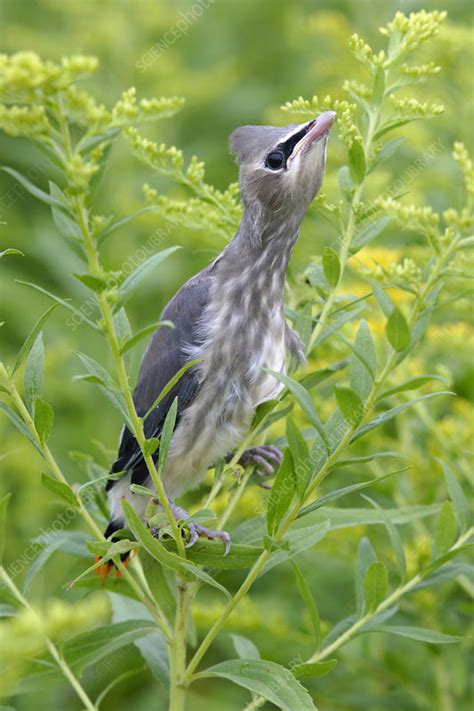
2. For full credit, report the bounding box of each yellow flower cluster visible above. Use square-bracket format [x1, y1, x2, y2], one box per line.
[0, 104, 50, 137]
[0, 52, 98, 99]
[111, 87, 184, 127]
[369, 257, 422, 287]
[349, 33, 385, 68]
[390, 96, 444, 119]
[282, 94, 361, 148]
[400, 62, 441, 79]
[342, 79, 371, 100]
[453, 142, 474, 199]
[126, 127, 185, 172]
[379, 196, 440, 238]
[379, 10, 447, 51]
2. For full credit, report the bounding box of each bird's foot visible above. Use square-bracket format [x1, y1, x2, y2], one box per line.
[236, 445, 283, 486]
[160, 503, 231, 555]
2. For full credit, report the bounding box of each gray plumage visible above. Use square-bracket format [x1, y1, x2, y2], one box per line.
[106, 111, 335, 533]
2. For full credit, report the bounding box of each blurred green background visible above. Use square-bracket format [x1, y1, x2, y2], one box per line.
[0, 1, 472, 709]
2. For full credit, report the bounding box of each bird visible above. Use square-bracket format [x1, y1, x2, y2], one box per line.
[105, 110, 336, 553]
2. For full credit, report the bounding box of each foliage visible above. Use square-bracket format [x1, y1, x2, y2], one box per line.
[0, 3, 472, 711]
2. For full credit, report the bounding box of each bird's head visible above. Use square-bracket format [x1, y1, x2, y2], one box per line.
[230, 111, 335, 222]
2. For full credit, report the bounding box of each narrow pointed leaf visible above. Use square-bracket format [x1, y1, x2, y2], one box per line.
[335, 386, 364, 425]
[363, 561, 388, 612]
[322, 247, 340, 288]
[292, 660, 337, 680]
[198, 659, 317, 711]
[379, 374, 449, 400]
[41, 473, 78, 507]
[267, 449, 296, 535]
[0, 401, 42, 453]
[437, 459, 469, 533]
[24, 332, 44, 414]
[231, 635, 260, 660]
[351, 216, 391, 253]
[386, 307, 410, 351]
[15, 280, 99, 331]
[120, 321, 174, 354]
[266, 369, 330, 453]
[0, 494, 11, 565]
[157, 397, 178, 476]
[115, 246, 180, 310]
[13, 304, 59, 374]
[286, 417, 311, 497]
[434, 501, 457, 557]
[350, 320, 376, 399]
[355, 537, 377, 617]
[34, 398, 54, 444]
[370, 625, 461, 644]
[0, 166, 66, 208]
[362, 495, 406, 581]
[291, 560, 320, 649]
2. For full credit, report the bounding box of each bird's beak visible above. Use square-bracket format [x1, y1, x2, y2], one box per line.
[288, 111, 336, 164]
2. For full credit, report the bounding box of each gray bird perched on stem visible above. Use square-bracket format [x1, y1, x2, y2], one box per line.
[105, 110, 336, 552]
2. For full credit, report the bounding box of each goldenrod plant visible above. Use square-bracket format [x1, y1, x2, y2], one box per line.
[0, 7, 472, 711]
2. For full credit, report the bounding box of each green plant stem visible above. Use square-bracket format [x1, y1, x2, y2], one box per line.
[169, 580, 192, 711]
[308, 526, 473, 662]
[0, 566, 98, 711]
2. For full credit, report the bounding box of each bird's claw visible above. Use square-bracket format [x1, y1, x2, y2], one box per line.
[168, 503, 231, 555]
[237, 445, 283, 480]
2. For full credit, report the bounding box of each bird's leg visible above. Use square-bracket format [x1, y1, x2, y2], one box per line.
[228, 445, 283, 482]
[152, 501, 231, 555]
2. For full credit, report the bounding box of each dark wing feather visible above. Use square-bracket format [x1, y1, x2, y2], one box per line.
[106, 270, 211, 490]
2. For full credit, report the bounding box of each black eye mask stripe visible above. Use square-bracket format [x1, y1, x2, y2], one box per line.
[265, 121, 315, 170]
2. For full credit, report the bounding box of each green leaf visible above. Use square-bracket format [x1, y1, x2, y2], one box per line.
[362, 495, 407, 582]
[15, 280, 99, 331]
[97, 206, 158, 244]
[337, 165, 354, 201]
[355, 537, 377, 617]
[334, 386, 364, 425]
[123, 500, 230, 597]
[294, 302, 313, 351]
[13, 304, 59, 374]
[0, 401, 42, 453]
[351, 216, 391, 253]
[173, 540, 262, 570]
[363, 561, 388, 612]
[0, 248, 23, 258]
[291, 660, 337, 680]
[75, 352, 134, 430]
[231, 634, 260, 660]
[348, 140, 366, 183]
[143, 438, 159, 457]
[370, 625, 461, 644]
[299, 359, 348, 390]
[322, 247, 340, 288]
[286, 418, 311, 497]
[34, 398, 54, 444]
[261, 521, 329, 575]
[291, 561, 320, 649]
[379, 374, 449, 400]
[299, 467, 407, 518]
[115, 246, 180, 310]
[120, 321, 174, 354]
[23, 332, 44, 414]
[63, 620, 157, 673]
[40, 473, 78, 507]
[51, 197, 86, 260]
[371, 280, 393, 318]
[0, 494, 11, 565]
[73, 273, 108, 292]
[369, 137, 404, 173]
[0, 166, 66, 208]
[144, 359, 201, 420]
[434, 501, 457, 557]
[351, 392, 454, 442]
[129, 483, 156, 497]
[372, 65, 385, 104]
[350, 320, 376, 399]
[267, 449, 296, 535]
[266, 369, 330, 453]
[140, 551, 176, 622]
[386, 307, 410, 351]
[437, 459, 469, 534]
[199, 659, 317, 711]
[157, 397, 178, 476]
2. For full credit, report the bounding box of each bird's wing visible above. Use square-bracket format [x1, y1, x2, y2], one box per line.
[107, 270, 211, 490]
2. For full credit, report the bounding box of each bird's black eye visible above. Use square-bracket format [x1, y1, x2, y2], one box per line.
[265, 150, 285, 170]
